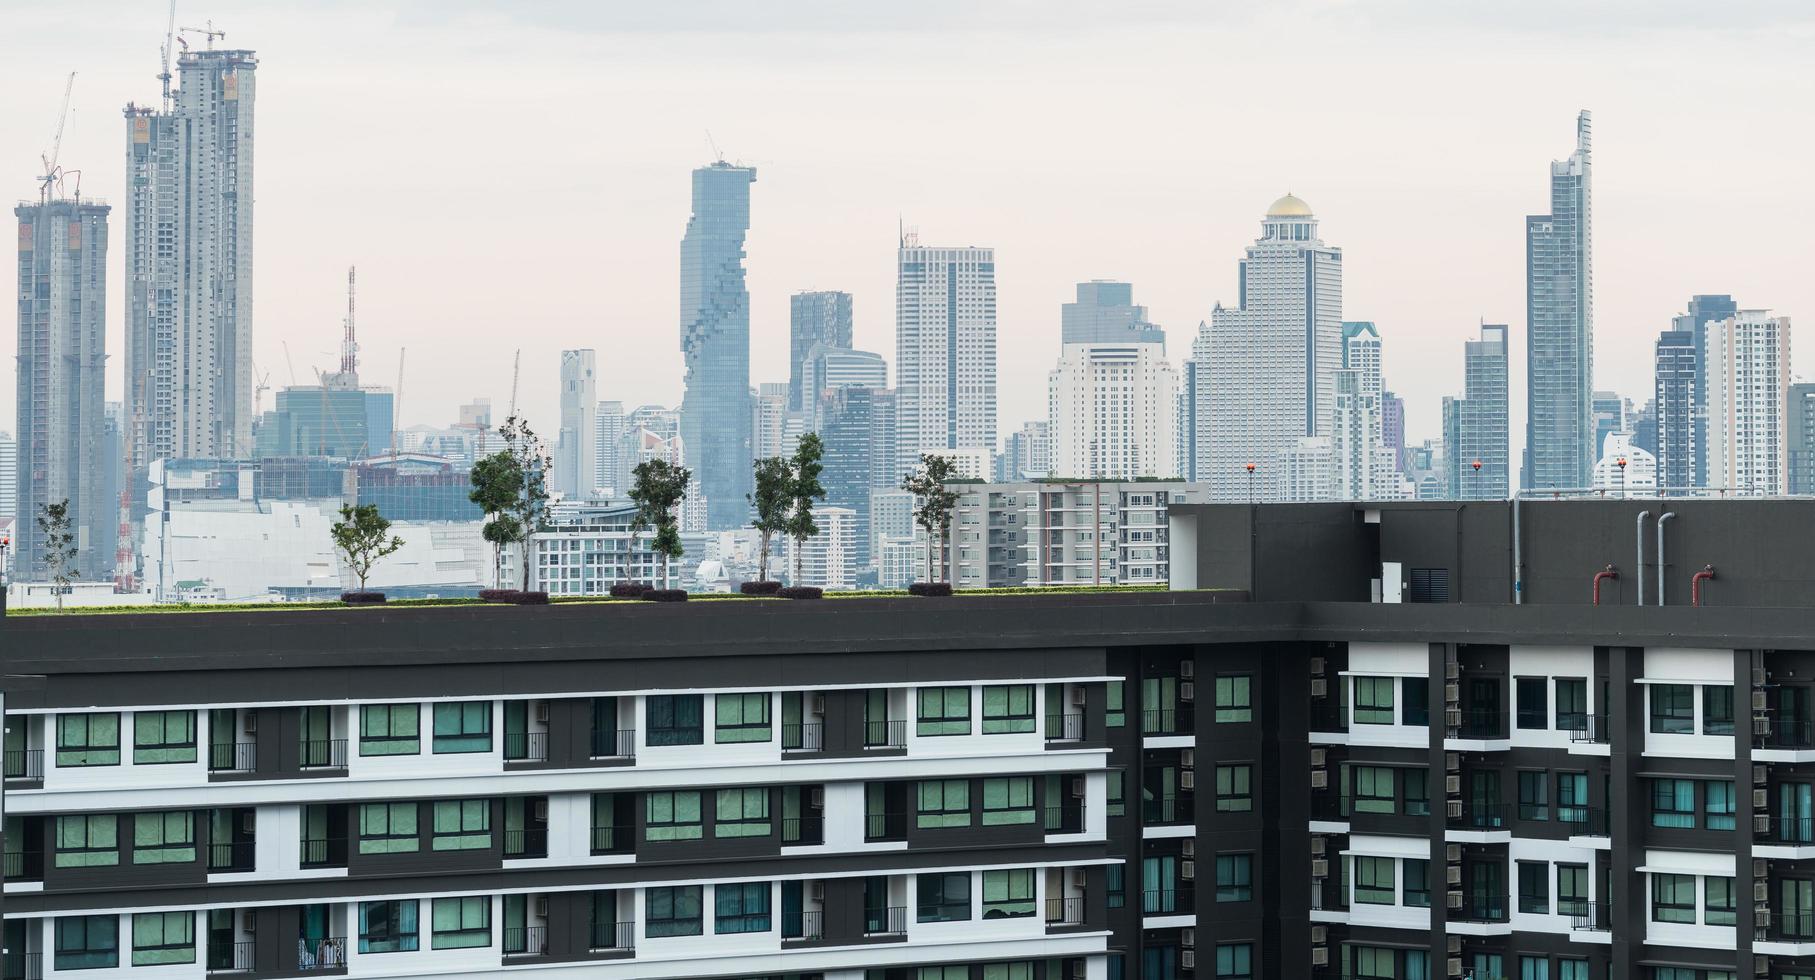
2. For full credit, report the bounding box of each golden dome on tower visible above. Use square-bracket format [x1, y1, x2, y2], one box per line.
[1266, 193, 1313, 218]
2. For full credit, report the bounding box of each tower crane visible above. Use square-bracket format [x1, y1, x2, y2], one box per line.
[158, 0, 176, 108]
[38, 72, 76, 205]
[508, 350, 521, 421]
[178, 21, 226, 50]
[391, 348, 406, 461]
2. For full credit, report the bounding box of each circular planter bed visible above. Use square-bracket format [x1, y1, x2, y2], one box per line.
[777, 586, 823, 600]
[739, 580, 783, 596]
[340, 591, 387, 606]
[641, 589, 689, 602]
[908, 582, 954, 597]
[609, 582, 651, 598]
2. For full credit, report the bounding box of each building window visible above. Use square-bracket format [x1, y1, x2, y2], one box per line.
[1403, 677, 1429, 726]
[714, 693, 772, 743]
[646, 885, 703, 937]
[1354, 946, 1397, 980]
[359, 704, 420, 756]
[982, 776, 1035, 825]
[1557, 772, 1588, 824]
[1516, 678, 1548, 729]
[1559, 961, 1589, 980]
[1405, 859, 1431, 907]
[917, 872, 971, 922]
[1704, 780, 1736, 831]
[54, 915, 118, 970]
[982, 868, 1036, 917]
[133, 711, 197, 764]
[1353, 677, 1394, 725]
[1651, 873, 1696, 923]
[132, 811, 195, 864]
[57, 713, 121, 767]
[130, 911, 194, 966]
[431, 800, 491, 850]
[1705, 875, 1736, 926]
[1107, 862, 1126, 909]
[1558, 863, 1589, 917]
[430, 897, 491, 949]
[1703, 685, 1735, 736]
[1651, 779, 1696, 829]
[359, 900, 421, 953]
[1355, 856, 1395, 904]
[705, 881, 774, 939]
[645, 791, 703, 841]
[1352, 765, 1396, 814]
[1215, 675, 1253, 723]
[1520, 956, 1551, 980]
[918, 687, 971, 736]
[1216, 764, 1254, 812]
[1107, 770, 1126, 818]
[1216, 854, 1253, 902]
[359, 803, 420, 854]
[1518, 770, 1550, 821]
[1650, 684, 1694, 734]
[1106, 681, 1126, 727]
[1215, 942, 1254, 979]
[921, 968, 968, 980]
[1518, 860, 1549, 913]
[647, 695, 704, 746]
[917, 779, 972, 828]
[55, 815, 119, 868]
[982, 685, 1036, 733]
[714, 788, 771, 838]
[1405, 768, 1430, 815]
[983, 964, 1035, 980]
[1555, 678, 1587, 731]
[431, 702, 492, 754]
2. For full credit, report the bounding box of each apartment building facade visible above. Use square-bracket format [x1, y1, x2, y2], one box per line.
[947, 481, 1208, 588]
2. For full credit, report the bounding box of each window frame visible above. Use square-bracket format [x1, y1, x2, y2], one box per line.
[1703, 780, 1736, 831]
[917, 687, 972, 737]
[359, 704, 421, 756]
[1651, 873, 1696, 923]
[1215, 853, 1254, 903]
[714, 881, 772, 934]
[1649, 684, 1695, 734]
[431, 799, 491, 851]
[714, 787, 772, 838]
[430, 896, 492, 950]
[55, 814, 120, 868]
[1557, 771, 1588, 824]
[1516, 677, 1548, 730]
[981, 685, 1036, 734]
[1215, 764, 1254, 812]
[1214, 675, 1253, 723]
[1353, 765, 1397, 814]
[54, 915, 119, 971]
[981, 776, 1035, 826]
[1650, 779, 1697, 829]
[1353, 677, 1394, 725]
[713, 693, 773, 743]
[1405, 858, 1431, 908]
[132, 811, 196, 865]
[132, 711, 197, 765]
[917, 871, 972, 922]
[1557, 863, 1589, 917]
[1403, 676, 1430, 726]
[1704, 875, 1736, 926]
[1354, 855, 1396, 905]
[646, 885, 703, 937]
[431, 702, 492, 754]
[57, 712, 121, 768]
[1518, 770, 1550, 821]
[644, 790, 704, 842]
[1703, 685, 1735, 736]
[358, 802, 421, 854]
[917, 779, 972, 829]
[359, 899, 421, 954]
[1214, 942, 1255, 980]
[1518, 859, 1550, 914]
[130, 911, 195, 966]
[981, 868, 1036, 918]
[646, 694, 703, 747]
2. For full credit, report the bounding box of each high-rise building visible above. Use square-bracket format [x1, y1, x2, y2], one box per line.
[678, 161, 756, 529]
[819, 386, 898, 570]
[1590, 390, 1628, 463]
[1669, 294, 1739, 487]
[1442, 323, 1511, 499]
[593, 401, 626, 496]
[1654, 328, 1700, 490]
[124, 48, 258, 464]
[788, 291, 853, 412]
[1789, 383, 1815, 495]
[1329, 322, 1405, 500]
[1047, 343, 1177, 481]
[799, 346, 886, 431]
[752, 383, 792, 461]
[253, 385, 395, 460]
[1524, 110, 1594, 492]
[1381, 391, 1406, 474]
[1590, 431, 1657, 496]
[1629, 398, 1658, 458]
[557, 350, 598, 499]
[894, 237, 997, 477]
[0, 429, 16, 524]
[1198, 195, 1343, 501]
[1340, 322, 1383, 396]
[1060, 281, 1165, 345]
[948, 480, 1207, 587]
[14, 198, 112, 581]
[1703, 311, 1791, 494]
[782, 505, 857, 589]
[998, 421, 1052, 482]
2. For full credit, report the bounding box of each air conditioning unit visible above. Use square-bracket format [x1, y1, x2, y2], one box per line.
[809, 883, 825, 901]
[1445, 708, 1463, 727]
[1311, 678, 1328, 697]
[1445, 751, 1460, 771]
[1181, 950, 1195, 971]
[1181, 927, 1196, 948]
[1756, 880, 1770, 902]
[1755, 717, 1772, 737]
[1447, 891, 1464, 910]
[1757, 955, 1771, 977]
[1071, 687, 1088, 707]
[1754, 666, 1769, 687]
[1311, 948, 1329, 968]
[535, 702, 550, 724]
[1310, 837, 1325, 856]
[1755, 764, 1768, 786]
[1181, 749, 1196, 769]
[533, 799, 549, 821]
[1756, 813, 1772, 835]
[1309, 748, 1326, 767]
[1310, 657, 1326, 675]
[811, 787, 826, 807]
[1310, 925, 1326, 944]
[1754, 859, 1769, 878]
[1445, 662, 1460, 680]
[1446, 844, 1461, 863]
[1312, 858, 1329, 878]
[243, 711, 258, 735]
[1181, 770, 1197, 791]
[1445, 775, 1461, 795]
[1446, 800, 1463, 819]
[1447, 935, 1462, 954]
[242, 811, 256, 833]
[811, 694, 826, 715]
[1072, 777, 1087, 798]
[1179, 682, 1196, 702]
[1446, 865, 1462, 885]
[1311, 770, 1328, 789]
[1444, 683, 1460, 703]
[1182, 839, 1195, 858]
[1755, 789, 1770, 809]
[1180, 661, 1195, 680]
[1753, 690, 1768, 712]
[1180, 859, 1195, 880]
[1449, 957, 1464, 977]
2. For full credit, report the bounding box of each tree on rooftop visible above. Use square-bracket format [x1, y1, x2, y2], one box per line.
[630, 459, 691, 590]
[468, 415, 550, 591]
[786, 433, 826, 585]
[748, 456, 792, 584]
[330, 503, 405, 594]
[902, 454, 961, 585]
[36, 498, 78, 612]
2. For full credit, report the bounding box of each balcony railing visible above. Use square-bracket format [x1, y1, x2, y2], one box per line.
[1760, 717, 1815, 750]
[503, 731, 548, 762]
[1567, 806, 1608, 837]
[1045, 896, 1085, 926]
[1452, 709, 1507, 740]
[1044, 803, 1086, 835]
[1142, 795, 1190, 825]
[299, 836, 347, 868]
[1, 952, 42, 980]
[3, 848, 43, 882]
[503, 926, 548, 957]
[590, 728, 636, 760]
[298, 738, 347, 770]
[1454, 896, 1509, 923]
[1141, 707, 1194, 737]
[1046, 713, 1085, 742]
[1758, 909, 1815, 942]
[864, 719, 907, 749]
[780, 722, 825, 752]
[504, 828, 549, 859]
[782, 815, 825, 845]
[206, 940, 256, 973]
[589, 920, 636, 953]
[207, 840, 256, 872]
[589, 824, 633, 855]
[3, 748, 43, 782]
[1141, 885, 1194, 915]
[1758, 814, 1815, 845]
[1565, 713, 1610, 744]
[865, 811, 907, 842]
[782, 910, 825, 941]
[1447, 800, 1513, 830]
[1569, 901, 1612, 933]
[209, 742, 257, 773]
[297, 938, 346, 971]
[864, 906, 908, 936]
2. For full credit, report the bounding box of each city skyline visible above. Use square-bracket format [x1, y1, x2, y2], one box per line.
[3, 2, 1811, 476]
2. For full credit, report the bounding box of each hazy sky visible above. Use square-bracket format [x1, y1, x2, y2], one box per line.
[4, 0, 1812, 459]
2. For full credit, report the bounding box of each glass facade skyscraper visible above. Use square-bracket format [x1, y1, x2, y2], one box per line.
[678, 162, 757, 529]
[1443, 323, 1510, 499]
[1524, 110, 1593, 491]
[1672, 293, 1738, 487]
[1653, 328, 1699, 490]
[789, 291, 853, 412]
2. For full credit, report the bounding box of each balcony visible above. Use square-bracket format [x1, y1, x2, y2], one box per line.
[1449, 709, 1506, 741]
[589, 824, 633, 856]
[865, 811, 907, 842]
[207, 840, 256, 873]
[864, 719, 907, 749]
[588, 920, 636, 955]
[864, 906, 908, 937]
[1447, 800, 1513, 833]
[299, 836, 348, 869]
[1141, 707, 1194, 737]
[1046, 714, 1085, 743]
[1566, 806, 1608, 839]
[782, 815, 825, 846]
[503, 926, 548, 958]
[781, 723, 825, 753]
[299, 738, 348, 771]
[209, 742, 257, 774]
[1045, 803, 1087, 835]
[590, 728, 636, 760]
[1757, 814, 1815, 847]
[502, 732, 548, 763]
[1142, 795, 1191, 826]
[1565, 713, 1611, 745]
[1757, 909, 1815, 943]
[297, 938, 346, 972]
[1452, 895, 1509, 924]
[504, 828, 549, 859]
[1570, 901, 1612, 933]
[1045, 896, 1085, 927]
[782, 910, 825, 943]
[1759, 718, 1815, 751]
[1, 952, 42, 980]
[1141, 885, 1194, 916]
[206, 940, 256, 974]
[3, 846, 43, 883]
[3, 748, 44, 784]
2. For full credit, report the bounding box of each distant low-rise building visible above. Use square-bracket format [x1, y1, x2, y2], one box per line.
[528, 502, 661, 596]
[947, 480, 1207, 588]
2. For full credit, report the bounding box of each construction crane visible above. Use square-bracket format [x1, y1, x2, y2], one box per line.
[178, 21, 226, 51]
[252, 367, 271, 416]
[508, 349, 521, 421]
[281, 340, 298, 386]
[38, 72, 76, 205]
[158, 0, 177, 107]
[391, 348, 406, 461]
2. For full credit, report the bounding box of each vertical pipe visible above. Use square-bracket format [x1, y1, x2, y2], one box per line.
[1635, 511, 1650, 606]
[1512, 496, 1523, 604]
[1656, 512, 1676, 606]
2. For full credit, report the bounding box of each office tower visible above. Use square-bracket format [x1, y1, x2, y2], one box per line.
[1061, 281, 1165, 345]
[1381, 391, 1406, 474]
[1654, 329, 1699, 490]
[1181, 323, 1209, 482]
[593, 401, 626, 496]
[15, 198, 112, 582]
[1630, 398, 1658, 457]
[1442, 324, 1511, 499]
[1590, 391, 1627, 463]
[1275, 437, 1336, 502]
[820, 386, 897, 569]
[788, 291, 853, 412]
[1666, 294, 1739, 487]
[1330, 322, 1405, 501]
[124, 47, 258, 463]
[556, 351, 598, 498]
[1524, 110, 1594, 492]
[998, 422, 1052, 482]
[752, 384, 791, 461]
[894, 236, 997, 477]
[1789, 384, 1815, 495]
[253, 386, 395, 460]
[799, 346, 886, 431]
[1340, 322, 1382, 395]
[1402, 438, 1450, 499]
[678, 161, 756, 529]
[1703, 311, 1791, 494]
[1199, 195, 1343, 501]
[0, 429, 16, 524]
[1048, 342, 1177, 481]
